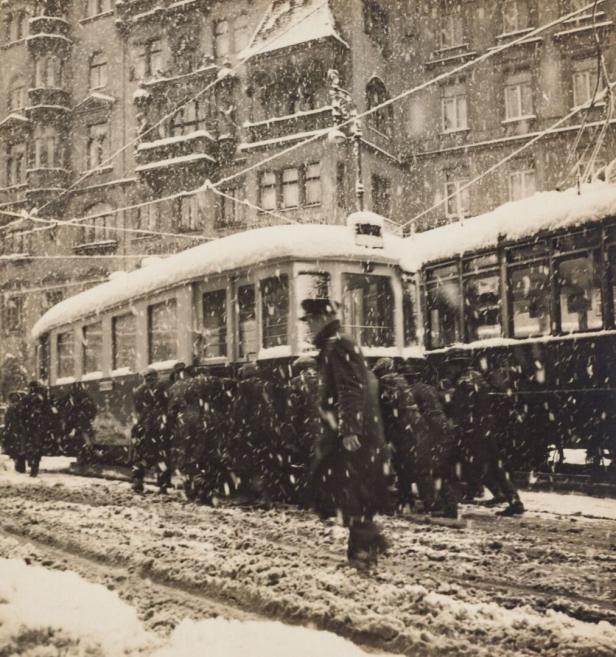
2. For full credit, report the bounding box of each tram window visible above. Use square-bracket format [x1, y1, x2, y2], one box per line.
[508, 241, 547, 263]
[261, 275, 289, 348]
[112, 313, 136, 370]
[464, 274, 501, 341]
[426, 267, 461, 348]
[148, 299, 177, 363]
[57, 331, 74, 378]
[554, 230, 599, 253]
[510, 263, 550, 337]
[83, 322, 103, 373]
[237, 285, 257, 358]
[556, 254, 602, 333]
[342, 274, 394, 347]
[297, 271, 330, 348]
[463, 253, 499, 273]
[202, 290, 227, 358]
[403, 277, 418, 345]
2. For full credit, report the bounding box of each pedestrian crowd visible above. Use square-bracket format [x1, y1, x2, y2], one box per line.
[0, 298, 526, 571]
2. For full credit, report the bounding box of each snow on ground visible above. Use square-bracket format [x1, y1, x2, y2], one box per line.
[0, 553, 398, 657]
[522, 490, 616, 521]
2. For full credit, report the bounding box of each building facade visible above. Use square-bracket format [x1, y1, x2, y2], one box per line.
[0, 0, 614, 381]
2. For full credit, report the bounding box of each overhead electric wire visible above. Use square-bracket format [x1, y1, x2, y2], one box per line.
[400, 87, 611, 231]
[0, 1, 604, 245]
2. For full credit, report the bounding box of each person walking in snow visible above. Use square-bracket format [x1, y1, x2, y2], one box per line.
[130, 368, 170, 494]
[440, 349, 524, 516]
[300, 298, 390, 570]
[3, 390, 27, 473]
[20, 380, 53, 477]
[58, 382, 97, 461]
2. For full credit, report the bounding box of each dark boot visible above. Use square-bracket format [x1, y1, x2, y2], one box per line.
[496, 498, 525, 516]
[347, 519, 380, 569]
[29, 458, 40, 478]
[131, 464, 145, 493]
[14, 457, 26, 473]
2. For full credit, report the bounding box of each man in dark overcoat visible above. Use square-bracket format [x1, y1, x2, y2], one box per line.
[21, 380, 53, 477]
[300, 298, 390, 569]
[59, 382, 97, 459]
[131, 368, 170, 493]
[441, 349, 524, 516]
[3, 390, 27, 472]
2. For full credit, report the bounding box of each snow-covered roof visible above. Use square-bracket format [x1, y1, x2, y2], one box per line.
[240, 0, 348, 60]
[400, 182, 616, 272]
[32, 224, 403, 338]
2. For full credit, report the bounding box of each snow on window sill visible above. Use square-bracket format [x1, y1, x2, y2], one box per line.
[79, 165, 114, 176]
[361, 346, 400, 358]
[496, 27, 535, 39]
[501, 115, 536, 125]
[148, 359, 180, 371]
[257, 345, 292, 360]
[1, 38, 27, 49]
[441, 127, 470, 135]
[56, 376, 76, 385]
[1, 183, 28, 192]
[81, 370, 103, 381]
[79, 10, 114, 25]
[433, 43, 470, 56]
[571, 101, 605, 112]
[200, 356, 228, 365]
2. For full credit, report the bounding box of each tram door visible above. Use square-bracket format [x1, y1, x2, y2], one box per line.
[232, 279, 258, 361]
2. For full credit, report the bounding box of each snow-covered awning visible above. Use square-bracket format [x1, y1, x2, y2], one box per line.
[240, 0, 348, 61]
[32, 224, 403, 339]
[400, 182, 616, 272]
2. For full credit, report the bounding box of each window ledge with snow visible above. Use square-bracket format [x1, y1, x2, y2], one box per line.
[501, 115, 536, 125]
[496, 27, 536, 39]
[0, 38, 27, 49]
[554, 20, 613, 38]
[79, 10, 114, 24]
[148, 359, 180, 371]
[137, 130, 214, 151]
[441, 127, 470, 136]
[79, 165, 114, 176]
[111, 367, 132, 377]
[81, 370, 103, 382]
[257, 345, 292, 360]
[243, 106, 333, 128]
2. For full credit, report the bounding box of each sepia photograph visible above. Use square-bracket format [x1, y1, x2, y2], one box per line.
[0, 0, 615, 655]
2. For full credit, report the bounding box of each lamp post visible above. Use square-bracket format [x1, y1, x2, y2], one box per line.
[328, 69, 364, 212]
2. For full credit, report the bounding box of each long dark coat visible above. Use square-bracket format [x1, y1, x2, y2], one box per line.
[21, 385, 53, 459]
[131, 381, 169, 463]
[313, 320, 389, 518]
[3, 400, 25, 458]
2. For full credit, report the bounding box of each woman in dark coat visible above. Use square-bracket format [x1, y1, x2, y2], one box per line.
[301, 298, 390, 568]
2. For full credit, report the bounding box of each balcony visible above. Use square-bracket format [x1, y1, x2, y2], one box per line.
[27, 15, 71, 54]
[25, 167, 69, 205]
[26, 87, 71, 122]
[135, 130, 217, 188]
[242, 106, 333, 150]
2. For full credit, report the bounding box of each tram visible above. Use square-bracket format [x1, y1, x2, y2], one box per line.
[31, 213, 410, 458]
[402, 181, 616, 473]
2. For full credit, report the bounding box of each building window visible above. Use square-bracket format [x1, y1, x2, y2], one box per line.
[372, 174, 391, 217]
[148, 299, 178, 364]
[402, 276, 418, 346]
[135, 38, 163, 80]
[34, 126, 60, 168]
[82, 322, 103, 373]
[217, 187, 245, 227]
[85, 0, 113, 18]
[508, 168, 536, 201]
[363, 0, 389, 56]
[440, 6, 464, 49]
[89, 52, 108, 89]
[6, 143, 26, 186]
[202, 290, 227, 358]
[82, 202, 115, 244]
[572, 59, 601, 108]
[57, 330, 74, 378]
[2, 296, 23, 334]
[445, 176, 470, 218]
[86, 122, 109, 169]
[35, 57, 63, 88]
[112, 313, 136, 370]
[134, 203, 160, 234]
[169, 100, 208, 136]
[556, 254, 602, 333]
[259, 171, 277, 211]
[174, 195, 200, 232]
[441, 80, 468, 132]
[342, 273, 395, 347]
[14, 11, 27, 40]
[8, 77, 25, 111]
[214, 19, 230, 60]
[464, 272, 501, 341]
[502, 0, 529, 33]
[366, 77, 393, 137]
[504, 72, 533, 120]
[281, 167, 299, 208]
[305, 163, 321, 205]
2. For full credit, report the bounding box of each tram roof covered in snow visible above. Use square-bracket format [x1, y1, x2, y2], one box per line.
[32, 223, 403, 339]
[400, 182, 616, 272]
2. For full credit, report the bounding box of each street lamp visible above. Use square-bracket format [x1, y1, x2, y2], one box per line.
[327, 69, 365, 212]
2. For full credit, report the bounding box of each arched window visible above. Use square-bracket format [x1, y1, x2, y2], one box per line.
[4, 13, 12, 42]
[8, 76, 25, 111]
[366, 77, 393, 138]
[34, 125, 60, 168]
[82, 202, 115, 244]
[35, 56, 63, 88]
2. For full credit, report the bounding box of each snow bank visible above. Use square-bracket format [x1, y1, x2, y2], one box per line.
[401, 182, 616, 271]
[0, 558, 153, 655]
[152, 618, 400, 657]
[32, 224, 403, 338]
